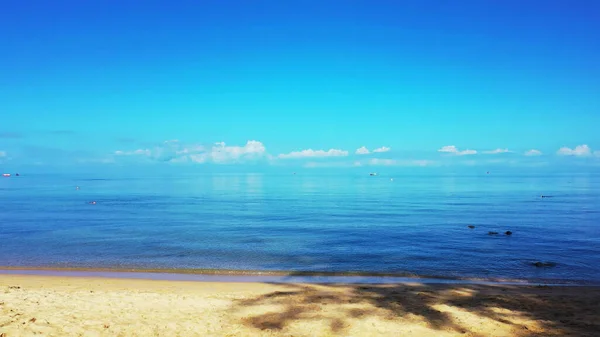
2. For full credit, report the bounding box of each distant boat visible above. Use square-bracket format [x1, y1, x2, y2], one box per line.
[2, 173, 10, 177]
[15, 173, 19, 176]
[369, 173, 377, 176]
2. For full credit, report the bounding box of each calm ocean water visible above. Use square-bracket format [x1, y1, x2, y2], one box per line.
[1, 172, 599, 283]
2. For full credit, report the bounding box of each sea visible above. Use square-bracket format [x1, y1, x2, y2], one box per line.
[1, 171, 599, 284]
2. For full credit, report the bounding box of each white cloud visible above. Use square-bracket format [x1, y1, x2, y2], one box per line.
[278, 148, 348, 159]
[373, 146, 391, 153]
[188, 154, 206, 163]
[524, 149, 542, 156]
[354, 146, 390, 155]
[355, 146, 370, 155]
[176, 145, 204, 155]
[438, 145, 477, 156]
[115, 149, 152, 156]
[557, 144, 592, 156]
[210, 140, 266, 163]
[438, 145, 457, 153]
[115, 140, 266, 164]
[483, 148, 510, 154]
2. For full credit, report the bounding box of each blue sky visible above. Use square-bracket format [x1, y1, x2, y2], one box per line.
[1, 0, 599, 171]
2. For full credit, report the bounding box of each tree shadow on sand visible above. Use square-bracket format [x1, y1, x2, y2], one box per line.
[230, 281, 600, 336]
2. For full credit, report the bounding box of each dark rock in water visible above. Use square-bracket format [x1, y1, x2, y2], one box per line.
[468, 225, 475, 229]
[505, 231, 513, 235]
[533, 262, 557, 268]
[488, 231, 499, 235]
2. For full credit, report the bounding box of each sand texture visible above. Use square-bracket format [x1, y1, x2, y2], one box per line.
[1, 274, 599, 337]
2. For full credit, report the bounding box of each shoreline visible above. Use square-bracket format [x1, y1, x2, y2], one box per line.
[1, 273, 599, 336]
[0, 266, 594, 286]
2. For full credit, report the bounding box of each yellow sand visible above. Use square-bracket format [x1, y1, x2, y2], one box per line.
[1, 274, 598, 336]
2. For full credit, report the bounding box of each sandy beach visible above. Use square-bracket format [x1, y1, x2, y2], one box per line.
[0, 274, 598, 337]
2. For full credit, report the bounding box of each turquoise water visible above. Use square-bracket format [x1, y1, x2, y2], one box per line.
[1, 172, 599, 283]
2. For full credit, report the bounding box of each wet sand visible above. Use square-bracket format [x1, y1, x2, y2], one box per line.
[0, 268, 548, 285]
[1, 274, 598, 336]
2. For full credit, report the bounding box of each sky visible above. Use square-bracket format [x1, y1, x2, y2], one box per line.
[1, 0, 599, 172]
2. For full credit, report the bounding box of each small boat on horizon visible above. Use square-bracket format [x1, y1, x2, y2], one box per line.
[2, 173, 10, 177]
[369, 172, 377, 176]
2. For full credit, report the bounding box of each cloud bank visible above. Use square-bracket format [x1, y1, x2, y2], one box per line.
[106, 141, 600, 168]
[115, 140, 267, 164]
[557, 145, 592, 156]
[278, 148, 348, 159]
[354, 146, 391, 155]
[524, 149, 542, 156]
[373, 146, 391, 153]
[438, 145, 477, 156]
[483, 148, 511, 154]
[355, 146, 370, 155]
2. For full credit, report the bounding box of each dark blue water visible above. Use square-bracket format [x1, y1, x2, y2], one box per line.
[1, 172, 599, 283]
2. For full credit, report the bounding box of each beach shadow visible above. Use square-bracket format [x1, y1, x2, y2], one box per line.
[230, 281, 600, 336]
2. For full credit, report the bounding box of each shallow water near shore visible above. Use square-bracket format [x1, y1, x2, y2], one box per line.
[1, 172, 599, 283]
[0, 268, 586, 286]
